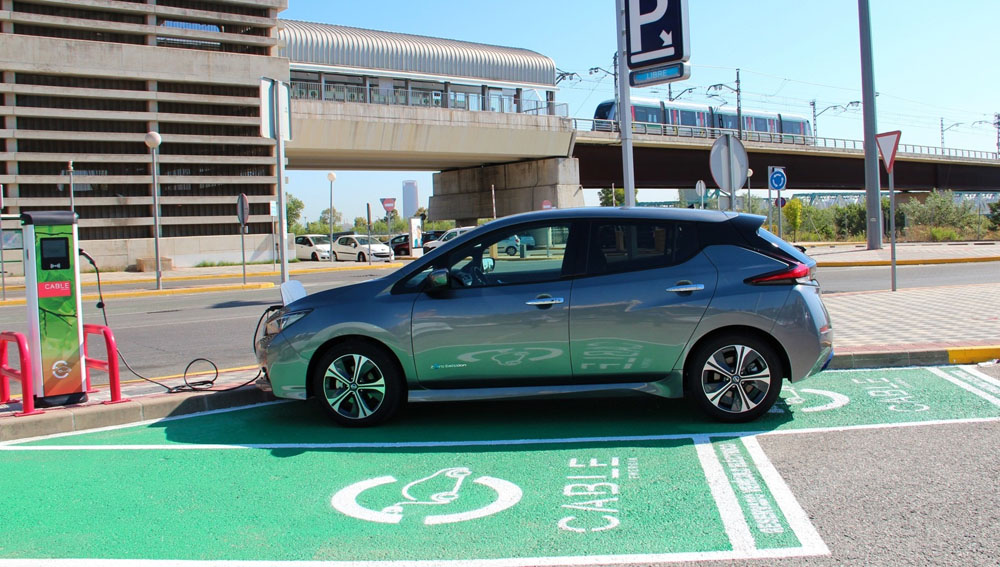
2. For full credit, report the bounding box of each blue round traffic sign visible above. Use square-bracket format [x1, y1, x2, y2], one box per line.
[769, 169, 787, 191]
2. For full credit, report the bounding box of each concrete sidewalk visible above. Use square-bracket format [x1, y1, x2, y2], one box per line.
[2, 243, 999, 441]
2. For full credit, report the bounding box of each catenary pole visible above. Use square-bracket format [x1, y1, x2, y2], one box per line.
[615, 0, 636, 207]
[858, 0, 883, 250]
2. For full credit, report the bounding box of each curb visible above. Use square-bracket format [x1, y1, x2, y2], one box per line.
[0, 282, 275, 307]
[0, 386, 275, 443]
[829, 346, 1000, 370]
[817, 256, 1000, 268]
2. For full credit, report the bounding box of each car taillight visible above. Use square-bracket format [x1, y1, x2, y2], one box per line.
[747, 262, 813, 285]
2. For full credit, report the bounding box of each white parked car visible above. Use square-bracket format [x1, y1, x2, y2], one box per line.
[423, 226, 475, 252]
[294, 234, 332, 261]
[332, 235, 394, 262]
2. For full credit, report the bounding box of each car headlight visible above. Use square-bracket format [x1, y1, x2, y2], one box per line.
[264, 308, 312, 336]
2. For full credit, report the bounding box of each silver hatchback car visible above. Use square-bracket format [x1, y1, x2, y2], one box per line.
[257, 208, 833, 426]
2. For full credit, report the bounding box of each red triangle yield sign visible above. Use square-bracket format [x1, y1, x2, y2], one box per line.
[876, 130, 902, 173]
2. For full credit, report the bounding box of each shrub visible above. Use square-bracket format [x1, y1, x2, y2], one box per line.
[928, 227, 959, 241]
[898, 190, 976, 229]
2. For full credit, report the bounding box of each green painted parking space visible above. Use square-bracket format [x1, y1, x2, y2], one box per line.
[1, 366, 998, 565]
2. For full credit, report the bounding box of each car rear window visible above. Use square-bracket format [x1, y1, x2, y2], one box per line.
[757, 228, 813, 264]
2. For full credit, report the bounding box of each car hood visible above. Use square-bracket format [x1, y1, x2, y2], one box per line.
[289, 275, 391, 309]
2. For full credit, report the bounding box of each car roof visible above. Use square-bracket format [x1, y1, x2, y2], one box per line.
[479, 206, 737, 230]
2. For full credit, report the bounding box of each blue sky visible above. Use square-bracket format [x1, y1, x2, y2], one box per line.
[280, 0, 1000, 224]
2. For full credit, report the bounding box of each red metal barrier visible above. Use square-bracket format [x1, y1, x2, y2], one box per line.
[0, 331, 43, 416]
[82, 324, 129, 405]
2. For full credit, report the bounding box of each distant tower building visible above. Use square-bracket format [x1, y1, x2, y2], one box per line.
[402, 180, 419, 218]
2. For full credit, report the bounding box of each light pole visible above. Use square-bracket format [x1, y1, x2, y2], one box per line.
[668, 86, 697, 101]
[67, 160, 75, 213]
[144, 131, 163, 290]
[327, 171, 336, 262]
[972, 114, 1000, 156]
[940, 118, 962, 150]
[589, 52, 619, 123]
[809, 100, 861, 138]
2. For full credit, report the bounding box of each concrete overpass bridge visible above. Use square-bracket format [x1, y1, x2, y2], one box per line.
[286, 95, 1000, 222]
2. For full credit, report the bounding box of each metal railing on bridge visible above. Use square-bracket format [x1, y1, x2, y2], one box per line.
[290, 81, 568, 116]
[572, 118, 1000, 162]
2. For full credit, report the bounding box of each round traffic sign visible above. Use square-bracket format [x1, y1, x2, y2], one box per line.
[541, 199, 553, 210]
[695, 180, 706, 197]
[776, 197, 787, 208]
[709, 134, 749, 194]
[769, 169, 787, 191]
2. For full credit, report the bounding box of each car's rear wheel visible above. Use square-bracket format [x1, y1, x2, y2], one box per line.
[357, 252, 366, 262]
[685, 334, 783, 422]
[311, 341, 403, 427]
[505, 245, 517, 256]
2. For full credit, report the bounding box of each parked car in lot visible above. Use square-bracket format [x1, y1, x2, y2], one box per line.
[496, 234, 536, 255]
[331, 234, 394, 262]
[422, 226, 474, 252]
[294, 234, 332, 261]
[257, 207, 833, 427]
[389, 234, 410, 256]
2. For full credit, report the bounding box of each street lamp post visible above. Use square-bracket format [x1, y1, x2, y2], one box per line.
[940, 118, 962, 150]
[971, 114, 1000, 156]
[809, 100, 861, 138]
[144, 131, 163, 290]
[327, 172, 336, 262]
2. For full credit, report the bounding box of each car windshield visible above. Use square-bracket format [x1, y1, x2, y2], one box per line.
[355, 236, 377, 245]
[311, 236, 330, 245]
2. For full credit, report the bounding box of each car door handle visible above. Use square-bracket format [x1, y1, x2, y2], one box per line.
[525, 297, 565, 306]
[665, 284, 704, 293]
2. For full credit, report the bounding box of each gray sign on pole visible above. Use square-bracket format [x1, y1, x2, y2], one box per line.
[236, 193, 250, 226]
[709, 134, 748, 210]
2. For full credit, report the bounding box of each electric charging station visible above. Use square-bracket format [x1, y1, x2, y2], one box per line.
[21, 211, 88, 407]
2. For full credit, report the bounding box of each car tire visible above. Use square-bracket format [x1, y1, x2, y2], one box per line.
[311, 252, 318, 261]
[684, 333, 783, 423]
[311, 341, 404, 427]
[505, 246, 517, 256]
[357, 252, 366, 263]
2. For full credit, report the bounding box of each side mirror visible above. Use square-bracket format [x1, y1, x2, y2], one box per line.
[351, 242, 358, 248]
[427, 268, 450, 291]
[481, 257, 495, 273]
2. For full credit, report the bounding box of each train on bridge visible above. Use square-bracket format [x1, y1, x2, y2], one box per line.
[594, 97, 813, 142]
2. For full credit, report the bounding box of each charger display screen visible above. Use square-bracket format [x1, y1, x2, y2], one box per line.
[40, 237, 70, 270]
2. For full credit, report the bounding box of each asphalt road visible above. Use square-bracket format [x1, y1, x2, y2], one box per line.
[816, 260, 1000, 293]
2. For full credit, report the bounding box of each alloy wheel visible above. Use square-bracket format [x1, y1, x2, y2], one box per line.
[322, 353, 387, 420]
[699, 344, 772, 414]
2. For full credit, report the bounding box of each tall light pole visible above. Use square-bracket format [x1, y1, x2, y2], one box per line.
[144, 131, 163, 290]
[67, 161, 75, 213]
[810, 100, 861, 138]
[972, 113, 1000, 156]
[940, 118, 962, 150]
[327, 171, 336, 262]
[858, 0, 882, 250]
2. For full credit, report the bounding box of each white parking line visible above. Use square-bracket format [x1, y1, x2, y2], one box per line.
[693, 435, 756, 553]
[927, 367, 1000, 407]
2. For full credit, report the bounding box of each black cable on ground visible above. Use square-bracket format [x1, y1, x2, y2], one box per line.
[79, 249, 268, 394]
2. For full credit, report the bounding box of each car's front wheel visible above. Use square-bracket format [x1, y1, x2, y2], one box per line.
[311, 252, 318, 261]
[357, 252, 366, 262]
[505, 245, 517, 256]
[685, 334, 783, 422]
[311, 341, 403, 427]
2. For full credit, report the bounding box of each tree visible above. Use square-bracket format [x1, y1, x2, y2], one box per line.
[988, 202, 1000, 231]
[317, 207, 344, 229]
[783, 198, 804, 241]
[285, 193, 304, 228]
[599, 186, 637, 207]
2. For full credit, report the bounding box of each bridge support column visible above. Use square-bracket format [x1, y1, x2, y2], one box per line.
[429, 157, 583, 222]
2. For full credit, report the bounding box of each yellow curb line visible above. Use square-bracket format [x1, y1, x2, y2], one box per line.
[0, 262, 404, 292]
[0, 282, 274, 306]
[947, 346, 1000, 364]
[817, 256, 1000, 267]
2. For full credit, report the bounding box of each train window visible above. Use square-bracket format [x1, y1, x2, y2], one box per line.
[782, 120, 802, 135]
[718, 114, 738, 130]
[754, 117, 768, 132]
[595, 102, 615, 120]
[634, 105, 661, 123]
[679, 110, 696, 126]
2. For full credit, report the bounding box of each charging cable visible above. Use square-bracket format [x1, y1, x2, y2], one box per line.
[79, 249, 266, 394]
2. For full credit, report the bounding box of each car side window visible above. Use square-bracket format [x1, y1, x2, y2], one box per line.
[587, 220, 699, 275]
[446, 222, 572, 288]
[295, 236, 305, 245]
[337, 237, 350, 246]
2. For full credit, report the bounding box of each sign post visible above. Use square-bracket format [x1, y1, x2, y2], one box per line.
[260, 78, 292, 283]
[236, 193, 249, 285]
[876, 130, 902, 291]
[768, 166, 787, 237]
[0, 184, 5, 301]
[695, 179, 706, 209]
[617, 0, 691, 207]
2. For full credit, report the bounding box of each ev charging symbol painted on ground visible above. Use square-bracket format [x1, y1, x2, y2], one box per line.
[773, 387, 850, 413]
[331, 467, 523, 525]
